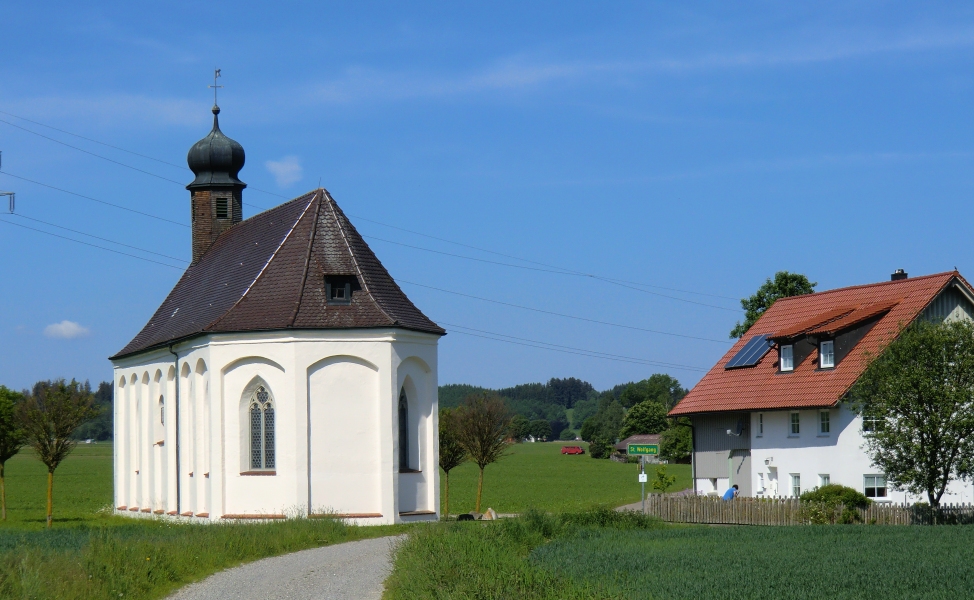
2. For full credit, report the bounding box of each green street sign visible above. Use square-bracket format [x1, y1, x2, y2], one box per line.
[628, 443, 659, 456]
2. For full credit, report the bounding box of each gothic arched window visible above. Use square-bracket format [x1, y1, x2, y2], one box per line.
[249, 386, 275, 470]
[398, 388, 409, 472]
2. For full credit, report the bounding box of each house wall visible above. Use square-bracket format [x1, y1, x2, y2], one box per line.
[111, 328, 439, 525]
[749, 406, 974, 503]
[691, 413, 751, 496]
[922, 284, 974, 322]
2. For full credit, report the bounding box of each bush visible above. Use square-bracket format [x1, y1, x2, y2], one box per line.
[558, 428, 576, 441]
[800, 484, 871, 524]
[588, 438, 612, 459]
[800, 484, 871, 510]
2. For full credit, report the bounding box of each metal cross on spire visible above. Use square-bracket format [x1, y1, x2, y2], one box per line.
[209, 68, 223, 106]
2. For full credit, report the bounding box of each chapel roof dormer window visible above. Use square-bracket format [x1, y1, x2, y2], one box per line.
[325, 275, 358, 306]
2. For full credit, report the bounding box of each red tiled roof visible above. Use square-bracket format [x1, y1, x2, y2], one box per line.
[112, 189, 444, 359]
[669, 271, 970, 415]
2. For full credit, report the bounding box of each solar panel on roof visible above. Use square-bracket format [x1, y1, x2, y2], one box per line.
[725, 334, 772, 369]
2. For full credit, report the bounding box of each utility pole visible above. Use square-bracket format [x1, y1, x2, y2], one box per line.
[0, 152, 14, 213]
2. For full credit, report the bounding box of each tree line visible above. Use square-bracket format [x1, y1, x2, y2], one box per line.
[440, 374, 693, 462]
[0, 380, 99, 527]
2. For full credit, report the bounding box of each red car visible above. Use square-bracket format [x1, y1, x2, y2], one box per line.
[561, 445, 585, 455]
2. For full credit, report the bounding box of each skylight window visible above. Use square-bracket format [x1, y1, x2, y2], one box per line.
[324, 276, 356, 306]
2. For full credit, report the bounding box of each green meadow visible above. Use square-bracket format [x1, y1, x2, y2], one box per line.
[441, 441, 691, 515]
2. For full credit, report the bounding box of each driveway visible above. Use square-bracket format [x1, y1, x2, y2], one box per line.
[166, 535, 405, 600]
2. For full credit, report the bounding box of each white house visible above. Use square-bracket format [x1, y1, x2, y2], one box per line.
[670, 270, 974, 504]
[110, 104, 445, 525]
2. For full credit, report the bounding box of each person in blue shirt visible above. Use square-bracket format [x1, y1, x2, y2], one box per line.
[722, 484, 739, 501]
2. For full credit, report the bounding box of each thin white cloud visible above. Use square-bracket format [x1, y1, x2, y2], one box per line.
[43, 320, 90, 340]
[265, 156, 303, 188]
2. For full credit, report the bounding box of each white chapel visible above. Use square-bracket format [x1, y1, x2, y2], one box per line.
[110, 104, 444, 525]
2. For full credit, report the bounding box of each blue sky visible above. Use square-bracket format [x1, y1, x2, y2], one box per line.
[2, 2, 974, 392]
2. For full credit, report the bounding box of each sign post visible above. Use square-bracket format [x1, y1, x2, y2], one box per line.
[628, 444, 659, 513]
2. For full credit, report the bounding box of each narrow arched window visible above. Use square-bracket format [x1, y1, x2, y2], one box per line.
[249, 386, 275, 470]
[159, 395, 165, 425]
[398, 388, 409, 471]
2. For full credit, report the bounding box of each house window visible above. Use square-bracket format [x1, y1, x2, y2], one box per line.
[780, 345, 794, 371]
[216, 198, 229, 219]
[791, 474, 801, 497]
[758, 473, 765, 494]
[862, 416, 883, 433]
[864, 475, 887, 498]
[820, 474, 830, 487]
[820, 340, 835, 368]
[790, 412, 800, 435]
[757, 413, 763, 437]
[398, 388, 410, 472]
[249, 386, 275, 470]
[819, 410, 830, 434]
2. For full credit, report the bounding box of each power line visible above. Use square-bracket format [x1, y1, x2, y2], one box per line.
[364, 234, 738, 312]
[351, 212, 740, 302]
[439, 321, 710, 372]
[0, 218, 184, 270]
[0, 171, 189, 227]
[0, 110, 740, 306]
[8, 213, 188, 263]
[398, 278, 731, 344]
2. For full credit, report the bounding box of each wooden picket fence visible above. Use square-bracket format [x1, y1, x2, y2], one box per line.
[644, 494, 974, 526]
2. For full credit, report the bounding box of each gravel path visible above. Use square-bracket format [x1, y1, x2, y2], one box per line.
[166, 535, 405, 600]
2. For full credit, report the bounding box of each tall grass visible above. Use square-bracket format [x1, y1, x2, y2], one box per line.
[0, 517, 406, 599]
[384, 507, 662, 599]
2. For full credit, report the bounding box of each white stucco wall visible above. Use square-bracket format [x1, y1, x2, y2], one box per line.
[749, 406, 974, 504]
[111, 328, 439, 525]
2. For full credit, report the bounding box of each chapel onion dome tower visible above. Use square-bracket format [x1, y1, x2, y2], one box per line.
[187, 105, 247, 264]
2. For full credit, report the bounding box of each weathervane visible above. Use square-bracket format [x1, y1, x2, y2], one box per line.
[209, 68, 223, 107]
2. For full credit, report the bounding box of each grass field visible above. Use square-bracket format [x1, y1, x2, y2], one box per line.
[441, 442, 691, 515]
[389, 510, 974, 599]
[2, 442, 114, 528]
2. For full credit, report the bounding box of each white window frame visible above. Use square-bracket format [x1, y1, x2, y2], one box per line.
[791, 473, 801, 497]
[819, 410, 830, 435]
[864, 475, 887, 499]
[758, 472, 765, 495]
[757, 413, 763, 437]
[820, 340, 835, 368]
[862, 416, 882, 433]
[780, 344, 794, 372]
[819, 474, 830, 487]
[789, 411, 800, 436]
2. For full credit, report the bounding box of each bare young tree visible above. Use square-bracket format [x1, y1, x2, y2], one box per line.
[454, 393, 512, 513]
[0, 386, 26, 521]
[438, 407, 468, 518]
[18, 379, 98, 528]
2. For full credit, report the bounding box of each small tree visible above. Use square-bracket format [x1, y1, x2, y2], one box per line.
[0, 386, 26, 521]
[529, 419, 552, 441]
[849, 319, 974, 507]
[509, 415, 531, 442]
[651, 465, 677, 493]
[438, 408, 467, 518]
[730, 271, 816, 338]
[19, 379, 98, 528]
[558, 427, 576, 441]
[660, 421, 692, 463]
[619, 400, 668, 439]
[454, 393, 512, 513]
[589, 437, 612, 459]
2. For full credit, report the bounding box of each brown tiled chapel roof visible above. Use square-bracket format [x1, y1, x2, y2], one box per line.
[112, 189, 444, 359]
[669, 271, 972, 416]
